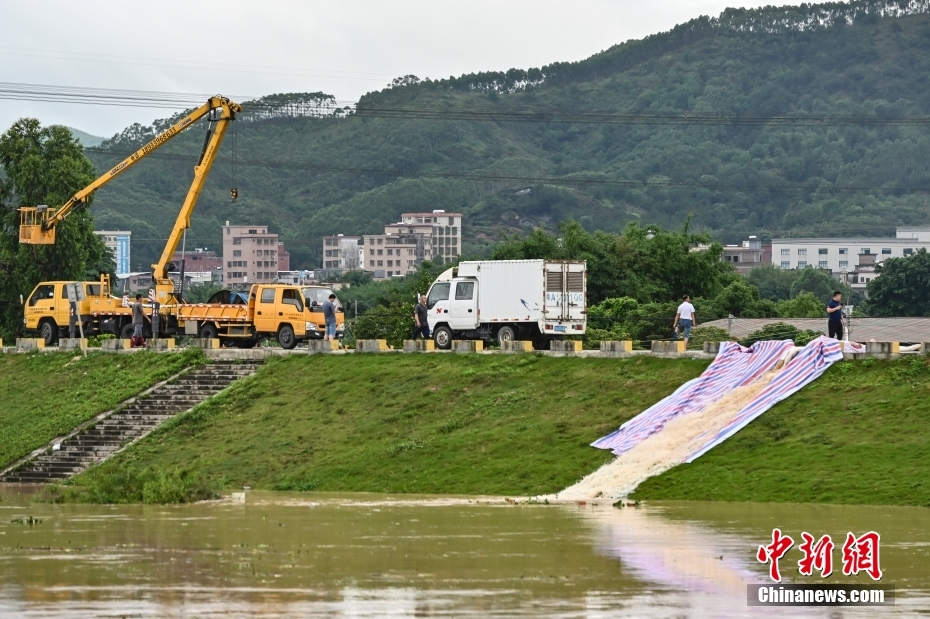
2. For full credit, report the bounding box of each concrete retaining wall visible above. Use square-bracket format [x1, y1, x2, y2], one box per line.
[600, 340, 632, 356]
[308, 340, 340, 354]
[402, 339, 435, 352]
[452, 340, 483, 353]
[501, 340, 533, 353]
[866, 341, 899, 359]
[15, 338, 44, 352]
[101, 339, 130, 351]
[59, 338, 87, 351]
[550, 340, 582, 353]
[651, 340, 686, 355]
[357, 339, 390, 352]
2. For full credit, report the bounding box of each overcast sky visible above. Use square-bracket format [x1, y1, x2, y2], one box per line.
[1, 0, 783, 137]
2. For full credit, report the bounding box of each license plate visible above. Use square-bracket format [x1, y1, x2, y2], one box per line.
[554, 325, 566, 333]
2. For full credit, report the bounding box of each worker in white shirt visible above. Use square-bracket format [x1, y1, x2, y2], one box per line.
[673, 295, 697, 347]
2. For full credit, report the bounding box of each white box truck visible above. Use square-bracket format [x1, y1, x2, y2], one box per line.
[425, 259, 586, 349]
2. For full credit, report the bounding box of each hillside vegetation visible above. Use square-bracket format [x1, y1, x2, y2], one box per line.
[82, 0, 930, 269]
[56, 353, 930, 507]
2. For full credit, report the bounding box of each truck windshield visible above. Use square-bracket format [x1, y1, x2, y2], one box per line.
[302, 287, 338, 309]
[427, 282, 450, 309]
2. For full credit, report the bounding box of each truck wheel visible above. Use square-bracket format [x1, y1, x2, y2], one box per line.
[496, 325, 516, 346]
[433, 325, 452, 350]
[198, 323, 218, 339]
[39, 320, 59, 346]
[277, 324, 297, 349]
[119, 323, 135, 340]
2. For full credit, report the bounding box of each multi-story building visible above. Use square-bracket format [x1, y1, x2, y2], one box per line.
[94, 230, 131, 275]
[321, 234, 362, 271]
[361, 233, 420, 279]
[722, 236, 771, 274]
[354, 210, 463, 280]
[399, 210, 461, 262]
[770, 228, 930, 273]
[222, 222, 290, 284]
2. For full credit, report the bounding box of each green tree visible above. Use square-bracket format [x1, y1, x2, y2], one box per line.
[748, 265, 796, 301]
[789, 267, 842, 301]
[0, 119, 112, 340]
[865, 250, 930, 316]
[777, 291, 826, 318]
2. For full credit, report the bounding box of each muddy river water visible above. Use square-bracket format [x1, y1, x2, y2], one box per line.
[0, 487, 927, 617]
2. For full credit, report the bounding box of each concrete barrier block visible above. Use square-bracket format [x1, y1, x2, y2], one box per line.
[921, 342, 930, 355]
[146, 338, 175, 351]
[702, 341, 721, 355]
[101, 338, 130, 351]
[550, 339, 582, 353]
[16, 338, 45, 351]
[501, 340, 533, 353]
[452, 340, 483, 353]
[865, 341, 899, 359]
[308, 339, 340, 353]
[357, 339, 389, 352]
[59, 338, 88, 351]
[402, 339, 435, 352]
[192, 338, 221, 349]
[600, 340, 633, 356]
[651, 340, 686, 355]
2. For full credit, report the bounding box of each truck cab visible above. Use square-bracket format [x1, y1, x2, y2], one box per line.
[302, 286, 345, 338]
[249, 284, 320, 348]
[24, 277, 112, 345]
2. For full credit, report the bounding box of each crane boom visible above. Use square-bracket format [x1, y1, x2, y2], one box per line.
[18, 95, 241, 246]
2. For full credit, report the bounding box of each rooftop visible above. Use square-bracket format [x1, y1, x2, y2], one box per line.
[701, 317, 930, 343]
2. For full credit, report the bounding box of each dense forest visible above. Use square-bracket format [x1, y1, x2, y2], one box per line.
[81, 0, 930, 270]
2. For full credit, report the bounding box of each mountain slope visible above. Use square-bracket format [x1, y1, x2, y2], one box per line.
[84, 1, 930, 270]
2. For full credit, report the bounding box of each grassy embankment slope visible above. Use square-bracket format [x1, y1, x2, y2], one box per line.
[0, 350, 204, 471]
[58, 354, 930, 506]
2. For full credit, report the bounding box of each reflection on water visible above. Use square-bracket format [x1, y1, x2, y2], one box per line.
[0, 486, 926, 617]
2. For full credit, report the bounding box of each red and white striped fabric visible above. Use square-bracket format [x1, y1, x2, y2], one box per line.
[592, 339, 795, 456]
[684, 336, 843, 462]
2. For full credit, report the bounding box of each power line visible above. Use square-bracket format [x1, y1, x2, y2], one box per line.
[82, 146, 930, 194]
[4, 82, 930, 127]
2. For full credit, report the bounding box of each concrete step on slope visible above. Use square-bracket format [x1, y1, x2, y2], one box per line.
[0, 361, 261, 483]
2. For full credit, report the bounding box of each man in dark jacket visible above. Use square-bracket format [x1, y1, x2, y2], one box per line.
[412, 294, 430, 340]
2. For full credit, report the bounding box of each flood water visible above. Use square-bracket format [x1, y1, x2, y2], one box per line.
[0, 487, 927, 617]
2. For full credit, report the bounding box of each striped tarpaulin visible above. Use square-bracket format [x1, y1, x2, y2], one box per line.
[684, 336, 844, 462]
[592, 339, 795, 456]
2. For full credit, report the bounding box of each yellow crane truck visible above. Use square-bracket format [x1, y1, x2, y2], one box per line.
[19, 95, 324, 349]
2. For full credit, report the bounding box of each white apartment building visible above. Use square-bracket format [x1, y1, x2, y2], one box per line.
[399, 210, 462, 261]
[771, 227, 930, 272]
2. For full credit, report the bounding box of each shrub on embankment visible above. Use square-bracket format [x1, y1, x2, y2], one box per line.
[60, 355, 706, 501]
[632, 357, 930, 507]
[0, 350, 204, 470]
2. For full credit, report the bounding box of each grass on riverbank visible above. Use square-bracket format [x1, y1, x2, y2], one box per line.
[60, 355, 706, 502]
[0, 350, 204, 470]
[632, 357, 930, 507]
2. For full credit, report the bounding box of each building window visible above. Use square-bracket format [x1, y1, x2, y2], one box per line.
[860, 248, 870, 254]
[881, 248, 892, 255]
[839, 260, 848, 268]
[839, 248, 847, 255]
[818, 248, 828, 255]
[819, 260, 828, 268]
[904, 248, 914, 256]
[798, 260, 808, 268]
[780, 248, 790, 256]
[797, 248, 807, 256]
